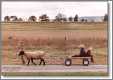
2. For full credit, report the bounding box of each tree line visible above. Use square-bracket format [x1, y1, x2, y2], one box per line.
[4, 13, 108, 22]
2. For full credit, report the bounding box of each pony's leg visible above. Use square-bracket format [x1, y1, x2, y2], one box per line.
[31, 58, 36, 65]
[27, 59, 30, 65]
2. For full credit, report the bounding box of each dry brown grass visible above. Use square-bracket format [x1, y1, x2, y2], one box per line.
[1, 22, 108, 65]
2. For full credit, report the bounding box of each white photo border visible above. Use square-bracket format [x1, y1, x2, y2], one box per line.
[0, 0, 112, 79]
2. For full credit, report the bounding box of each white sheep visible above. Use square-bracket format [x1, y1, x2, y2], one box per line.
[17, 49, 46, 65]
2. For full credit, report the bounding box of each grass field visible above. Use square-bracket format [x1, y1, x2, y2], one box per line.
[1, 22, 108, 65]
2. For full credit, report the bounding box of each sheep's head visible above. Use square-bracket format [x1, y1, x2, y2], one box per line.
[16, 47, 25, 56]
[17, 50, 25, 56]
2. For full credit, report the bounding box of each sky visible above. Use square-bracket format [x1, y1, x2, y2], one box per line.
[2, 1, 108, 21]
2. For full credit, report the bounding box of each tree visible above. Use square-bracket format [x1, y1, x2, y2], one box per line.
[68, 17, 73, 22]
[10, 16, 18, 21]
[55, 13, 67, 22]
[85, 19, 87, 22]
[103, 14, 108, 22]
[4, 16, 10, 22]
[74, 14, 78, 22]
[28, 16, 37, 22]
[18, 18, 23, 22]
[39, 14, 49, 22]
[81, 18, 85, 22]
[63, 17, 67, 22]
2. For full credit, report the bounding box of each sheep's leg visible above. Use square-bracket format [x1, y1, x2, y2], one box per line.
[27, 59, 30, 65]
[39, 58, 45, 65]
[42, 59, 46, 65]
[21, 56, 25, 65]
[39, 59, 42, 65]
[31, 58, 36, 65]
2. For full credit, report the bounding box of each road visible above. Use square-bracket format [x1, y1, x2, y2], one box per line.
[1, 65, 108, 72]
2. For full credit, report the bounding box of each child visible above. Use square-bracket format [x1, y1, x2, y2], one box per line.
[86, 47, 94, 63]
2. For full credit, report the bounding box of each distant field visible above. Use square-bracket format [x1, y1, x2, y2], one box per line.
[2, 22, 107, 30]
[1, 22, 108, 65]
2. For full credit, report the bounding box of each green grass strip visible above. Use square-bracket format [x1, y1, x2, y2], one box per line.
[2, 72, 108, 76]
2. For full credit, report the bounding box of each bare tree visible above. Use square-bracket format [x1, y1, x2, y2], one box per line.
[39, 14, 49, 22]
[68, 17, 73, 22]
[63, 17, 67, 22]
[18, 18, 23, 22]
[74, 14, 78, 22]
[4, 16, 10, 22]
[85, 19, 87, 22]
[55, 13, 67, 22]
[28, 16, 37, 22]
[103, 14, 108, 22]
[10, 16, 18, 21]
[81, 18, 85, 22]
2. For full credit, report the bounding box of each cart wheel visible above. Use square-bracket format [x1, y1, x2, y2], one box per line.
[65, 58, 72, 66]
[83, 58, 89, 66]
